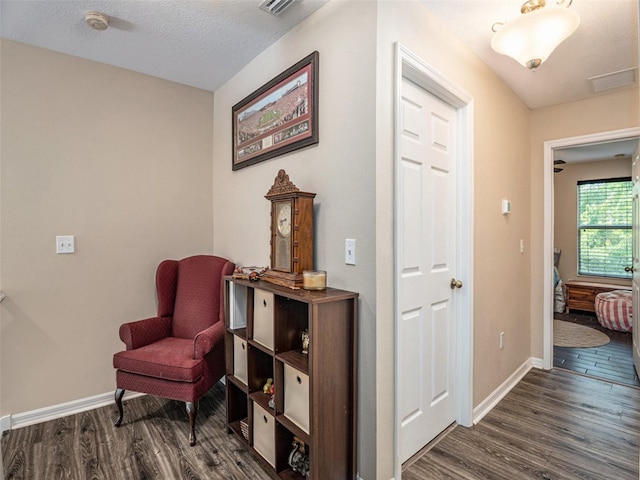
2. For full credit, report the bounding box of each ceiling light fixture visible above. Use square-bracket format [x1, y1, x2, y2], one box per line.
[491, 0, 580, 70]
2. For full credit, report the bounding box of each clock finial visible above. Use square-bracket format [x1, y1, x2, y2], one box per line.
[266, 169, 300, 198]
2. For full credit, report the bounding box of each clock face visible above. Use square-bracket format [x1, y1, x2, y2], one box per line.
[274, 201, 292, 271]
[277, 203, 292, 237]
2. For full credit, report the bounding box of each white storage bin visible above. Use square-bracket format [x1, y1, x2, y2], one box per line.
[252, 402, 275, 467]
[253, 290, 274, 350]
[233, 335, 248, 385]
[284, 364, 310, 434]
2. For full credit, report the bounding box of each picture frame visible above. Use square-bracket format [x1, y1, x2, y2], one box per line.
[232, 51, 319, 171]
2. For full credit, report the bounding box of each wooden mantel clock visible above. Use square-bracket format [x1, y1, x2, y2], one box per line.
[262, 169, 316, 289]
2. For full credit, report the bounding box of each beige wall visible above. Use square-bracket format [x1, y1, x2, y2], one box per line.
[375, 1, 532, 477]
[4, 3, 636, 479]
[530, 88, 640, 358]
[0, 39, 216, 416]
[211, 2, 378, 478]
[554, 158, 632, 285]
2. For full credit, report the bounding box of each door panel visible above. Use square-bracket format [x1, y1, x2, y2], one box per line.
[398, 78, 457, 462]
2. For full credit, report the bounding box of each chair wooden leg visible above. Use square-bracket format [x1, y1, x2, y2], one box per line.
[186, 401, 197, 446]
[114, 388, 125, 427]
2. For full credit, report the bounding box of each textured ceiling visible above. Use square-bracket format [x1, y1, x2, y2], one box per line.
[0, 0, 329, 92]
[424, 0, 639, 162]
[554, 138, 638, 163]
[423, 0, 639, 110]
[0, 0, 637, 113]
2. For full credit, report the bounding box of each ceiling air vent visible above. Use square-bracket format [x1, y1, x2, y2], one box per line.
[259, 0, 296, 16]
[588, 68, 637, 93]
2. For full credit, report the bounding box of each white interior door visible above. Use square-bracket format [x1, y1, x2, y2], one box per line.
[632, 141, 640, 376]
[397, 77, 458, 463]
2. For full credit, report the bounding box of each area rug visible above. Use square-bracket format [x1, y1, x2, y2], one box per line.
[554, 320, 610, 348]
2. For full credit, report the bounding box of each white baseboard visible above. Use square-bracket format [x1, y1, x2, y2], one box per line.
[472, 357, 534, 424]
[0, 415, 11, 433]
[1, 390, 144, 434]
[530, 356, 544, 369]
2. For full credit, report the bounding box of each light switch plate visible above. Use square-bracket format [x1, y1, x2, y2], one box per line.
[345, 239, 356, 265]
[56, 235, 75, 254]
[501, 199, 511, 215]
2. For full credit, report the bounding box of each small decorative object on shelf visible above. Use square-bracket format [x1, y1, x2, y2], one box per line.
[248, 271, 260, 282]
[240, 419, 249, 441]
[264, 377, 276, 409]
[301, 329, 310, 355]
[303, 270, 326, 290]
[268, 382, 275, 410]
[288, 437, 310, 478]
[232, 266, 267, 281]
[263, 378, 273, 394]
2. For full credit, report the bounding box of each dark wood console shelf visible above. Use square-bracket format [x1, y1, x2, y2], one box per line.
[224, 277, 359, 480]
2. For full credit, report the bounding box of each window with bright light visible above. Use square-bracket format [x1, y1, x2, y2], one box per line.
[578, 177, 632, 279]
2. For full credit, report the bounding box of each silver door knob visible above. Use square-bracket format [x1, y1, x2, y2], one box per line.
[450, 278, 463, 289]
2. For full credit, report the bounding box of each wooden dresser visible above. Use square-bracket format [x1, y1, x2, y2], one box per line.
[564, 280, 632, 313]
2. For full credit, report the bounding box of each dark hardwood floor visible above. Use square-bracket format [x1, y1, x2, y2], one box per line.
[4, 369, 640, 479]
[2, 383, 274, 480]
[404, 368, 640, 480]
[554, 310, 640, 387]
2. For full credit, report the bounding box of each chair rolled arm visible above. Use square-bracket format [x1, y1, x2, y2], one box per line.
[194, 321, 225, 360]
[119, 316, 172, 350]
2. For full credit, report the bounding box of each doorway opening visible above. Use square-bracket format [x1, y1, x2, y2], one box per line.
[542, 128, 640, 387]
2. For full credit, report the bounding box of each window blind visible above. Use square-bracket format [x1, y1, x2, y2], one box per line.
[577, 177, 632, 279]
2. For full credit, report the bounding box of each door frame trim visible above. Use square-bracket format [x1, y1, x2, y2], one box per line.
[542, 127, 640, 370]
[393, 42, 474, 478]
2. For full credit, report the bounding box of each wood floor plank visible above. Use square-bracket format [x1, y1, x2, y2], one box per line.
[2, 383, 275, 480]
[554, 311, 640, 387]
[404, 369, 640, 480]
[5, 369, 640, 480]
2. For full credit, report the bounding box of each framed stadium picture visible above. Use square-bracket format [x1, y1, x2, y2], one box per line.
[232, 51, 319, 171]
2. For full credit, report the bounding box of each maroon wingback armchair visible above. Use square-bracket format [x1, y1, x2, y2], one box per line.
[113, 255, 234, 445]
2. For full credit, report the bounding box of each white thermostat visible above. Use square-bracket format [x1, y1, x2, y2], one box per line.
[501, 199, 511, 215]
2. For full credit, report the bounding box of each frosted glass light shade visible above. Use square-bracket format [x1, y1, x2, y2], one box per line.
[491, 6, 580, 69]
